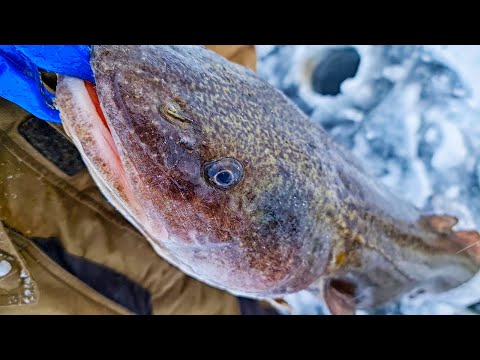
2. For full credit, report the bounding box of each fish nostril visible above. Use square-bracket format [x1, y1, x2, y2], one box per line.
[177, 135, 196, 150]
[158, 103, 193, 130]
[311, 47, 361, 96]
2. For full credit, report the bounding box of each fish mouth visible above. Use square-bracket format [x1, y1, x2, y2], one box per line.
[56, 76, 170, 243]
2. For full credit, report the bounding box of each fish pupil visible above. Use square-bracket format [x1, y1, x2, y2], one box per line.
[203, 157, 244, 190]
[215, 170, 234, 186]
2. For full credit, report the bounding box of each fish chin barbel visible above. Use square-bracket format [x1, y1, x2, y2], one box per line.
[55, 45, 480, 315]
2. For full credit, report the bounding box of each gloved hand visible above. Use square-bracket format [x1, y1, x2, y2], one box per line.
[0, 45, 94, 123]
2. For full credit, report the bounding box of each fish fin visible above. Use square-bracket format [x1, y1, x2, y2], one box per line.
[420, 214, 458, 234]
[268, 298, 294, 313]
[451, 230, 480, 263]
[324, 279, 356, 315]
[420, 215, 480, 262]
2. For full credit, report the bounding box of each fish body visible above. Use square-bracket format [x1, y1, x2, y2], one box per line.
[56, 45, 480, 313]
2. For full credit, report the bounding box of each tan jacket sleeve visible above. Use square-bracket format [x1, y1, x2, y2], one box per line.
[205, 45, 257, 71]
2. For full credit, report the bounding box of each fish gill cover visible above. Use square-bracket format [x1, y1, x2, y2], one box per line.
[257, 45, 480, 315]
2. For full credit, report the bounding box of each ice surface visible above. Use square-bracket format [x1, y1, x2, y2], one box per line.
[257, 45, 480, 315]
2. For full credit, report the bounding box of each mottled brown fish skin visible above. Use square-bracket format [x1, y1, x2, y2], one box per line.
[90, 45, 479, 306]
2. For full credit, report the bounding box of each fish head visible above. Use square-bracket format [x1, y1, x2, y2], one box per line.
[57, 45, 330, 297]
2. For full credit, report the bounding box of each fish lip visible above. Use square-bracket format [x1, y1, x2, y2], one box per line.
[90, 88, 175, 244]
[57, 75, 172, 244]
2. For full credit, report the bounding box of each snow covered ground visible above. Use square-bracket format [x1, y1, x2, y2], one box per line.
[256, 45, 480, 315]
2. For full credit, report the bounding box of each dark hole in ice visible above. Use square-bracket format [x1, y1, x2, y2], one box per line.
[311, 47, 361, 96]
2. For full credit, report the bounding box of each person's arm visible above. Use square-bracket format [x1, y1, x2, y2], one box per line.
[206, 45, 257, 71]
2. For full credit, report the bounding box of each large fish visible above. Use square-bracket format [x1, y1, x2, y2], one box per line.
[56, 45, 480, 314]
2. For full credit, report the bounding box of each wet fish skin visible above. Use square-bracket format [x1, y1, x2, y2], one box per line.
[56, 45, 480, 312]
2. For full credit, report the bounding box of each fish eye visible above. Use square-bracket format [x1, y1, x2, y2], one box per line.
[203, 158, 243, 190]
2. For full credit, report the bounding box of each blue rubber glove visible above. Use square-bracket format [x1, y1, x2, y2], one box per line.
[0, 45, 94, 123]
